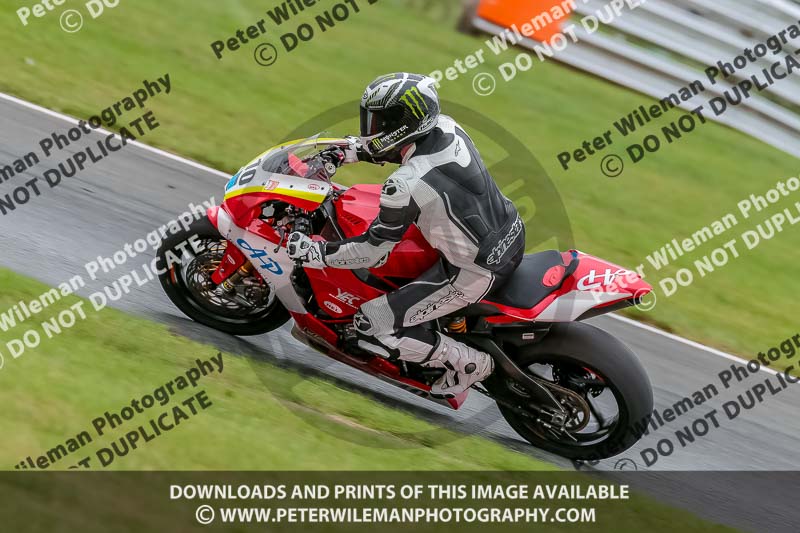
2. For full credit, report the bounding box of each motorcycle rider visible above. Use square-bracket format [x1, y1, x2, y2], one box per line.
[287, 72, 525, 397]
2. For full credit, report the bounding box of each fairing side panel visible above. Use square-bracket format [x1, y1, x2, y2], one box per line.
[486, 252, 651, 322]
[333, 184, 439, 282]
[215, 208, 308, 314]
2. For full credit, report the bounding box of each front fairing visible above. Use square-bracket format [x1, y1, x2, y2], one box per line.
[222, 136, 348, 227]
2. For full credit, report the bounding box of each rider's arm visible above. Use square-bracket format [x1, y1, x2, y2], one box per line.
[322, 168, 420, 269]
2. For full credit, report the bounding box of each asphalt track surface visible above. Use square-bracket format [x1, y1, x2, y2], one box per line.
[1, 95, 798, 531]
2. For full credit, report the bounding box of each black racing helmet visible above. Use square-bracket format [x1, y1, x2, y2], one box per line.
[360, 73, 440, 161]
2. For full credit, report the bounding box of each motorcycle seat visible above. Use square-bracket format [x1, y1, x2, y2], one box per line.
[484, 250, 576, 310]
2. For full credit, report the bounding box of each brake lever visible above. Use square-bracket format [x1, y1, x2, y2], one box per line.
[274, 226, 287, 253]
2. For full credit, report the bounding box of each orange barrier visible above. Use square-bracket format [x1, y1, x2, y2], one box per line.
[475, 0, 573, 42]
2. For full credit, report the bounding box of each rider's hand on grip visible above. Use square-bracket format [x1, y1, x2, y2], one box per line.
[287, 232, 326, 269]
[342, 136, 368, 164]
[345, 136, 382, 165]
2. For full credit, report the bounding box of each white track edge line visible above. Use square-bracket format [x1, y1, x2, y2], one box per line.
[607, 314, 779, 376]
[0, 90, 777, 375]
[0, 91, 230, 178]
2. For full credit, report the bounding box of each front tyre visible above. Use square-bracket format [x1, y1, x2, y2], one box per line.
[494, 322, 653, 460]
[157, 216, 290, 336]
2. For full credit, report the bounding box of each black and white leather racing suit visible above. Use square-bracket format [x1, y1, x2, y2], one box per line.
[320, 115, 526, 366]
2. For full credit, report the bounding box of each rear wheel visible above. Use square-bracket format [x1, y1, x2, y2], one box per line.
[157, 216, 290, 336]
[492, 322, 653, 460]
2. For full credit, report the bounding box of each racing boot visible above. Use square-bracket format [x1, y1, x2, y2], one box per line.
[425, 335, 494, 397]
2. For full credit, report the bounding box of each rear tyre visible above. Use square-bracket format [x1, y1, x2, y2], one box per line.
[494, 322, 653, 460]
[157, 216, 290, 336]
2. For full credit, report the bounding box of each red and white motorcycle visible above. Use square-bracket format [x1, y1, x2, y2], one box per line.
[158, 136, 654, 460]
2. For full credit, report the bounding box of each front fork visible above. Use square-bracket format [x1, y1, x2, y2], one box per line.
[210, 242, 250, 287]
[206, 205, 254, 287]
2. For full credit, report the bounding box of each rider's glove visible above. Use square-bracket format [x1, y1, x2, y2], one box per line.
[286, 232, 326, 269]
[343, 135, 383, 165]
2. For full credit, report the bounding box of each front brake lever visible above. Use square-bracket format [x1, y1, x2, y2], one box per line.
[274, 226, 287, 253]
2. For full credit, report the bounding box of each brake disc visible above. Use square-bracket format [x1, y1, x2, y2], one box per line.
[531, 376, 592, 432]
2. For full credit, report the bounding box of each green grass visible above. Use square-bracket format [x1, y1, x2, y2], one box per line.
[0, 269, 735, 532]
[0, 2, 797, 361]
[0, 269, 553, 471]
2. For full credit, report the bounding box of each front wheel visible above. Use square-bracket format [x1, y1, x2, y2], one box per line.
[491, 322, 653, 460]
[157, 216, 290, 336]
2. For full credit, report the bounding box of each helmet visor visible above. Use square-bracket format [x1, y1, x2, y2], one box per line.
[360, 106, 380, 138]
[360, 105, 406, 139]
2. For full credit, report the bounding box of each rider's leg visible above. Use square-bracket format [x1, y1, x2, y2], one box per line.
[354, 259, 496, 396]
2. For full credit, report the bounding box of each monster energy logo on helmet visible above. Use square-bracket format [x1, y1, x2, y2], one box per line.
[360, 72, 440, 160]
[400, 87, 429, 118]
